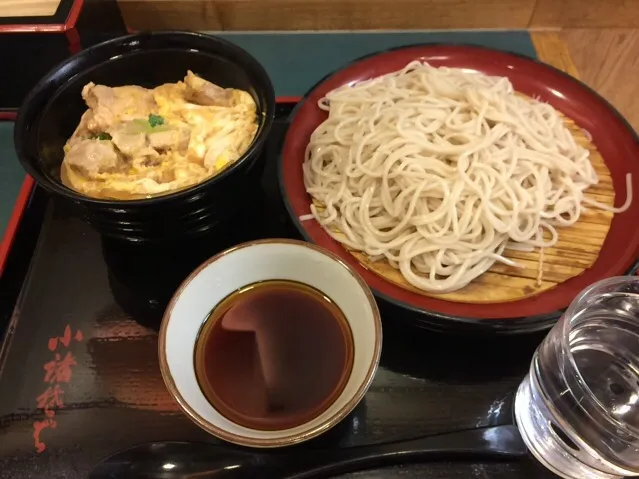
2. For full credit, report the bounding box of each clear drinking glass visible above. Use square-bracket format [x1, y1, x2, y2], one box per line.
[515, 276, 639, 479]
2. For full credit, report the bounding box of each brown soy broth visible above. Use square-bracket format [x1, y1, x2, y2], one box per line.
[194, 280, 354, 431]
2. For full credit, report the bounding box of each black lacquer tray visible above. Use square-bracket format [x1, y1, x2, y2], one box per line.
[0, 102, 557, 478]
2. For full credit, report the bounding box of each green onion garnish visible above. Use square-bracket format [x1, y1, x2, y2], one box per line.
[91, 132, 112, 141]
[148, 114, 165, 128]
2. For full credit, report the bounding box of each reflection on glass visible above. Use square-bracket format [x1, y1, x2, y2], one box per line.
[515, 277, 639, 479]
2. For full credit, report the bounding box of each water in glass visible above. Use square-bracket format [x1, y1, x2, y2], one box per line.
[515, 277, 639, 479]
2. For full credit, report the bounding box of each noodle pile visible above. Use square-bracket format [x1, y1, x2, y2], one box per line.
[303, 61, 632, 294]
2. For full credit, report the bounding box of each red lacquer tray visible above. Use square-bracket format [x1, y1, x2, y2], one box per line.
[279, 44, 639, 330]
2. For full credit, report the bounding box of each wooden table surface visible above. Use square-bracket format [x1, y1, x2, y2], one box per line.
[116, 0, 639, 31]
[0, 0, 61, 17]
[532, 30, 639, 134]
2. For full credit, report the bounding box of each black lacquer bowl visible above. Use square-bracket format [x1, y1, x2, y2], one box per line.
[15, 31, 275, 243]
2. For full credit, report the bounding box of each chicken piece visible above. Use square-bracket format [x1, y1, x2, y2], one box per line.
[82, 82, 158, 132]
[111, 130, 147, 157]
[148, 127, 191, 154]
[184, 71, 233, 107]
[64, 139, 121, 176]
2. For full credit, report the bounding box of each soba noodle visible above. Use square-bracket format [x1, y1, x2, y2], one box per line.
[303, 61, 632, 293]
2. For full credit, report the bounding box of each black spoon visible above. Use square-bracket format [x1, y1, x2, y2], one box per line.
[90, 424, 527, 479]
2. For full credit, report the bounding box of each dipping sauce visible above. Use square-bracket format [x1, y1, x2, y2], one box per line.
[194, 280, 354, 431]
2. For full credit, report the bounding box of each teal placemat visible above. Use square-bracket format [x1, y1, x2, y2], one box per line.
[216, 31, 537, 97]
[0, 122, 22, 241]
[0, 30, 537, 246]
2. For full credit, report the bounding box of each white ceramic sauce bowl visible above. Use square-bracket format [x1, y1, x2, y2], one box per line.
[158, 238, 382, 447]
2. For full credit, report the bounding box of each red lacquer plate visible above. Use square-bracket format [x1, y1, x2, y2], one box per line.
[278, 44, 639, 333]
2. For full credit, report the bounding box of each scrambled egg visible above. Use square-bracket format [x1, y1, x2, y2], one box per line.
[60, 71, 258, 200]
